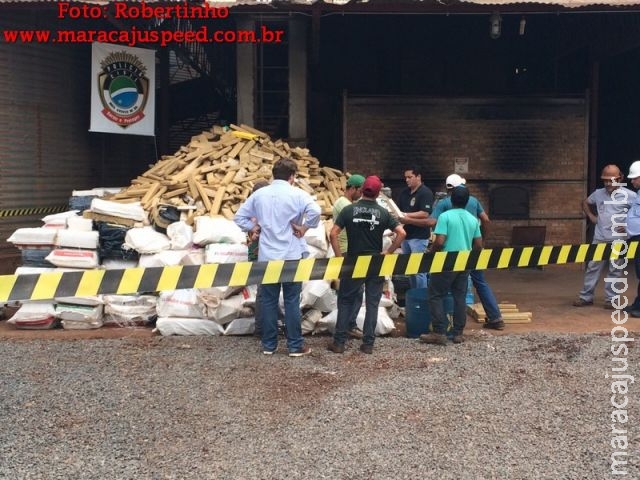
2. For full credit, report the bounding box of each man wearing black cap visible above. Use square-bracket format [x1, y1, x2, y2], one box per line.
[421, 186, 482, 345]
[328, 175, 406, 354]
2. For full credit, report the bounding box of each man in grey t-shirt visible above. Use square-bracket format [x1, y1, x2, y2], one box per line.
[573, 164, 637, 309]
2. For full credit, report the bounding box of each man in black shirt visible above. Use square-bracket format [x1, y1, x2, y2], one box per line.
[328, 175, 406, 354]
[397, 165, 434, 290]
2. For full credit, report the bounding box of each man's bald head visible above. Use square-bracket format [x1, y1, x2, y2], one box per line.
[601, 164, 622, 179]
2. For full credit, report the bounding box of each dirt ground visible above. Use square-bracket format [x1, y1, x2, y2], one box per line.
[2, 262, 637, 340]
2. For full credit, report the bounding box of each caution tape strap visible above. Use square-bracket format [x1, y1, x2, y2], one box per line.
[0, 205, 68, 218]
[0, 241, 636, 303]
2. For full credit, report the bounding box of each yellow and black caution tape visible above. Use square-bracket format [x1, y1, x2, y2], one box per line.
[0, 205, 68, 218]
[0, 241, 636, 303]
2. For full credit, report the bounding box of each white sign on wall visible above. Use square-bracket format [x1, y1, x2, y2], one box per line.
[454, 157, 469, 174]
[90, 42, 155, 136]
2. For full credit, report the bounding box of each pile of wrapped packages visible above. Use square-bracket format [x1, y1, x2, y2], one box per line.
[4, 125, 403, 336]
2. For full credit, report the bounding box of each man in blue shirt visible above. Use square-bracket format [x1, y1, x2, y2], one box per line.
[235, 158, 321, 357]
[427, 174, 505, 330]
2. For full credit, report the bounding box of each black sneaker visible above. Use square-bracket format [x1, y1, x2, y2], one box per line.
[483, 320, 505, 330]
[452, 335, 464, 344]
[360, 344, 373, 354]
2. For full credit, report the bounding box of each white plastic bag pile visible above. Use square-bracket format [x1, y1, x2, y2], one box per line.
[5, 193, 402, 337]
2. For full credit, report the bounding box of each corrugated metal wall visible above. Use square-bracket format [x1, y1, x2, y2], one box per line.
[0, 11, 157, 263]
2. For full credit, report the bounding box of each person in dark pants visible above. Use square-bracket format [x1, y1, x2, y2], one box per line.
[427, 174, 505, 330]
[421, 186, 482, 346]
[327, 175, 406, 354]
[623, 160, 640, 317]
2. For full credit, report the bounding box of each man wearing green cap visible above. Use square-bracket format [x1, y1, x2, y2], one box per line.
[332, 173, 365, 339]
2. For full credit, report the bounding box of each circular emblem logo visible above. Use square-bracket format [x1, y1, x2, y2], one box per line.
[98, 51, 149, 127]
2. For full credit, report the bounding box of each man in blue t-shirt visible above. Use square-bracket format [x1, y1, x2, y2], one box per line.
[427, 174, 505, 330]
[421, 186, 482, 345]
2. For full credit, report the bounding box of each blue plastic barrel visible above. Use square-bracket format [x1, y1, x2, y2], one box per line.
[404, 288, 430, 338]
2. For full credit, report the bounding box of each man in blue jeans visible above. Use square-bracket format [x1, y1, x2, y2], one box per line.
[235, 158, 321, 357]
[427, 174, 505, 330]
[397, 165, 434, 290]
[421, 186, 483, 345]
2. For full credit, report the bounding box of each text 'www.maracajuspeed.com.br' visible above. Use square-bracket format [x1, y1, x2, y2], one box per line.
[2, 25, 285, 47]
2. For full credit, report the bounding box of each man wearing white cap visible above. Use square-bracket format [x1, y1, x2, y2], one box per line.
[622, 161, 640, 317]
[427, 173, 505, 330]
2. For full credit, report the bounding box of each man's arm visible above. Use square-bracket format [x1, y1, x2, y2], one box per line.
[472, 236, 483, 251]
[401, 210, 430, 227]
[329, 224, 343, 257]
[384, 225, 406, 254]
[582, 198, 597, 224]
[234, 198, 256, 232]
[478, 211, 490, 238]
[429, 234, 446, 252]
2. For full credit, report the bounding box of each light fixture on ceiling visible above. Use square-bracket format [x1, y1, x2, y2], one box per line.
[519, 16, 526, 36]
[489, 12, 502, 40]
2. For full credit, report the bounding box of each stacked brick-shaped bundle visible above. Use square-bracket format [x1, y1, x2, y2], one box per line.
[100, 123, 349, 224]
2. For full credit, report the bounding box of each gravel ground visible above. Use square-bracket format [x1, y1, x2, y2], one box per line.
[0, 330, 638, 479]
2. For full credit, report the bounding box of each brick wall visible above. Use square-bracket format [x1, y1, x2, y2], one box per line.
[344, 96, 587, 247]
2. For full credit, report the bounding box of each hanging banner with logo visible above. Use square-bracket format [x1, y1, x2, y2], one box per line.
[90, 42, 155, 136]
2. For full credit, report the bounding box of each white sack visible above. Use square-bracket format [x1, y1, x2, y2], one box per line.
[205, 243, 248, 264]
[167, 221, 193, 250]
[45, 249, 99, 269]
[101, 259, 138, 270]
[42, 210, 78, 228]
[55, 296, 103, 307]
[303, 222, 328, 252]
[56, 230, 99, 249]
[240, 285, 258, 308]
[224, 317, 255, 336]
[318, 306, 395, 336]
[8, 302, 58, 329]
[124, 227, 171, 254]
[301, 280, 337, 312]
[180, 248, 205, 266]
[156, 289, 207, 318]
[301, 308, 323, 335]
[305, 243, 328, 259]
[138, 250, 188, 268]
[61, 318, 103, 330]
[155, 317, 224, 336]
[102, 295, 157, 327]
[56, 303, 103, 322]
[66, 216, 94, 231]
[193, 216, 246, 246]
[207, 293, 245, 325]
[90, 198, 146, 221]
[7, 228, 57, 246]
